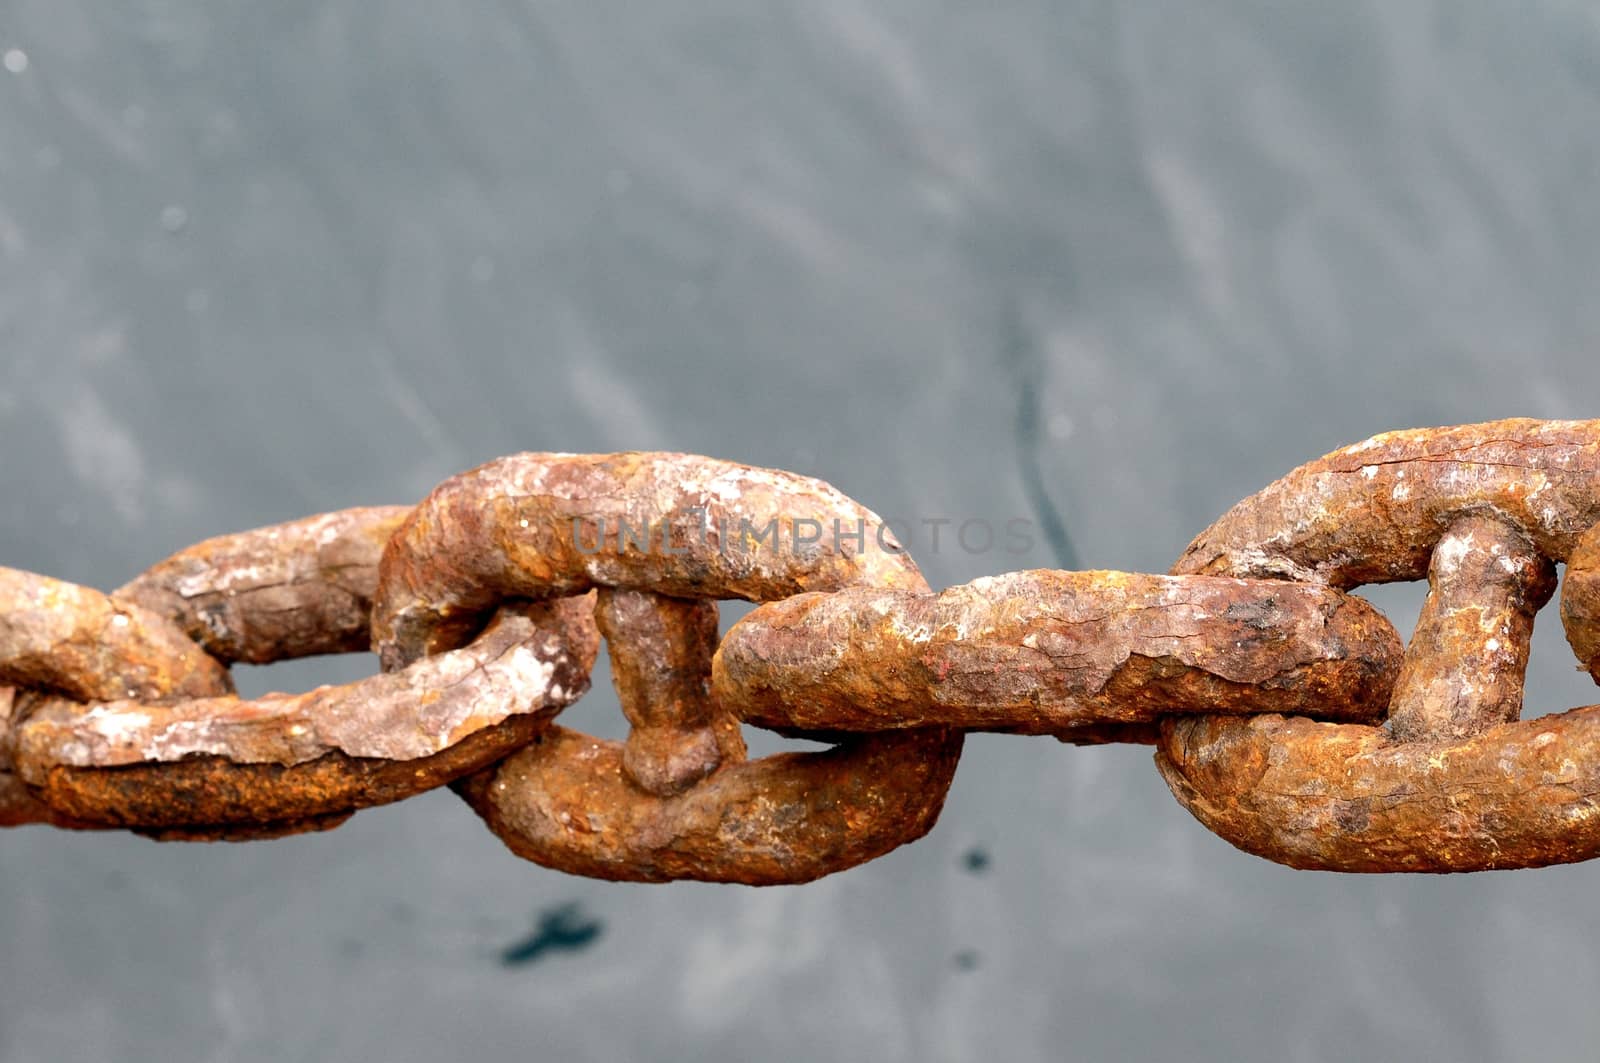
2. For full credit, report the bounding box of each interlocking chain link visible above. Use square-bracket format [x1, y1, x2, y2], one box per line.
[1158, 419, 1600, 871]
[3, 419, 1598, 879]
[369, 453, 961, 884]
[9, 510, 596, 839]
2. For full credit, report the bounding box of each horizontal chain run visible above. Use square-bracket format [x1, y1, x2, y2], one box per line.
[2, 419, 1597, 878]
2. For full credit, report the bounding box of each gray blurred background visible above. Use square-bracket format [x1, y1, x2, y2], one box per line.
[3, 2, 1600, 1061]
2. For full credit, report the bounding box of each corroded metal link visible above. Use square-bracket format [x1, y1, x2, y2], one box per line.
[1563, 523, 1600, 681]
[596, 589, 745, 796]
[371, 452, 925, 670]
[374, 452, 963, 884]
[711, 570, 1402, 736]
[1159, 419, 1600, 872]
[116, 506, 413, 664]
[12, 507, 598, 837]
[0, 568, 234, 829]
[1, 686, 99, 829]
[1157, 708, 1600, 873]
[0, 567, 234, 703]
[1383, 514, 1555, 742]
[17, 600, 597, 831]
[1174, 418, 1600, 588]
[452, 726, 958, 885]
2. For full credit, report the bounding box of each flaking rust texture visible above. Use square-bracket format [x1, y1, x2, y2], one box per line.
[1156, 708, 1600, 872]
[453, 724, 963, 885]
[16, 597, 598, 832]
[1563, 523, 1600, 680]
[370, 452, 924, 671]
[372, 452, 964, 882]
[596, 588, 745, 797]
[0, 686, 99, 829]
[0, 568, 230, 830]
[29, 716, 546, 836]
[1383, 514, 1554, 742]
[117, 506, 412, 664]
[712, 570, 1401, 735]
[0, 567, 233, 703]
[1174, 418, 1600, 587]
[1159, 419, 1600, 872]
[1158, 511, 1568, 871]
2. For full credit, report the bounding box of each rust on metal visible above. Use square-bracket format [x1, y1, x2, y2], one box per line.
[0, 567, 232, 830]
[1048, 721, 1162, 746]
[453, 724, 961, 885]
[9, 424, 1600, 876]
[371, 451, 924, 670]
[0, 567, 233, 703]
[135, 812, 355, 842]
[16, 598, 597, 831]
[28, 715, 547, 836]
[0, 686, 97, 829]
[1174, 418, 1600, 588]
[1157, 707, 1600, 873]
[1159, 419, 1600, 872]
[596, 588, 745, 796]
[712, 570, 1402, 735]
[374, 452, 961, 883]
[117, 506, 412, 664]
[1, 663, 325, 838]
[1383, 513, 1555, 742]
[1563, 523, 1600, 681]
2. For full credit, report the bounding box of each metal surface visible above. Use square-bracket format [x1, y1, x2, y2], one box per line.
[1158, 420, 1600, 871]
[116, 506, 413, 664]
[1563, 523, 1600, 682]
[16, 603, 596, 834]
[713, 569, 1401, 736]
[373, 451, 962, 883]
[6, 515, 599, 833]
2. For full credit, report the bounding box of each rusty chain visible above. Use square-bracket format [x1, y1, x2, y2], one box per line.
[2, 418, 1597, 880]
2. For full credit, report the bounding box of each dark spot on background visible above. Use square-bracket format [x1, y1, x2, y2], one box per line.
[954, 949, 981, 972]
[963, 846, 992, 874]
[499, 901, 604, 968]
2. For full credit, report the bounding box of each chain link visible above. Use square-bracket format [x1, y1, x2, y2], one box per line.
[711, 570, 1401, 737]
[8, 511, 595, 839]
[3, 419, 1598, 878]
[1159, 419, 1600, 871]
[370, 452, 961, 884]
